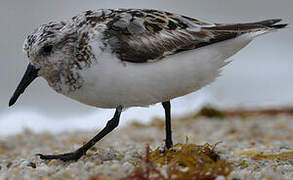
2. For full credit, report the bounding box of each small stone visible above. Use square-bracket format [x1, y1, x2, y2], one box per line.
[90, 146, 97, 152]
[48, 159, 58, 166]
[280, 146, 292, 152]
[215, 176, 225, 180]
[288, 159, 293, 166]
[6, 162, 12, 168]
[109, 163, 120, 171]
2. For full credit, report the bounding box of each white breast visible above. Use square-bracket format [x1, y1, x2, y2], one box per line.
[66, 34, 254, 108]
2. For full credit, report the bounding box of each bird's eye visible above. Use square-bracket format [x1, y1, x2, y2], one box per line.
[42, 45, 53, 55]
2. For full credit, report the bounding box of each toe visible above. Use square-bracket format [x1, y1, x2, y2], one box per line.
[36, 151, 83, 161]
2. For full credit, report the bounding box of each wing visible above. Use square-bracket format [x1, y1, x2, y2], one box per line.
[90, 9, 285, 63]
[103, 9, 219, 63]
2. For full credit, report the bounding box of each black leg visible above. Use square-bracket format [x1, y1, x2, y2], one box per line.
[37, 105, 123, 161]
[162, 101, 173, 149]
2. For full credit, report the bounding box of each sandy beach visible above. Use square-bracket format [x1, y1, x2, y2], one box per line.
[1, 107, 293, 180]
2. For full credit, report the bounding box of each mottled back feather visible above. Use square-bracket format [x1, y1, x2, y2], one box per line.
[85, 9, 282, 63]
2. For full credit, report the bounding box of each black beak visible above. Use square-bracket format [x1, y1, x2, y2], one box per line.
[9, 64, 39, 106]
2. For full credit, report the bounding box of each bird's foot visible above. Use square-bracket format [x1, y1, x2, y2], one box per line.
[36, 149, 84, 161]
[165, 139, 173, 150]
[160, 141, 174, 154]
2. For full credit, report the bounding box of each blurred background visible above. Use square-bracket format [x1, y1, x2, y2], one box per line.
[0, 0, 292, 135]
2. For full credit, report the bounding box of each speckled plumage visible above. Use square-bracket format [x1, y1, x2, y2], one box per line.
[22, 9, 286, 107]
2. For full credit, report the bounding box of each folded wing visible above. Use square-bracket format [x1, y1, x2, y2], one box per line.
[103, 9, 287, 63]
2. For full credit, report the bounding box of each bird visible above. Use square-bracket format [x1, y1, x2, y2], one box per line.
[9, 8, 287, 161]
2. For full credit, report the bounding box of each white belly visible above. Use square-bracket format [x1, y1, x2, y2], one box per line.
[67, 34, 253, 108]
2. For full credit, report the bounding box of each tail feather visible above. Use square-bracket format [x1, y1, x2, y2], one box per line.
[195, 18, 287, 50]
[208, 19, 288, 32]
[269, 23, 288, 29]
[254, 19, 288, 29]
[255, 19, 282, 26]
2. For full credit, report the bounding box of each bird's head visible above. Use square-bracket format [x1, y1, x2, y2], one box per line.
[9, 21, 79, 106]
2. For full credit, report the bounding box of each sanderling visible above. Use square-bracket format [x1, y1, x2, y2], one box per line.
[9, 9, 287, 161]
